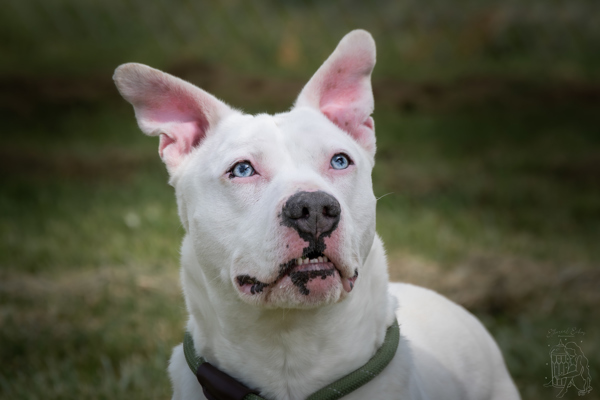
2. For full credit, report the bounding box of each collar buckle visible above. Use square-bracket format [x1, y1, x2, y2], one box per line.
[196, 362, 260, 400]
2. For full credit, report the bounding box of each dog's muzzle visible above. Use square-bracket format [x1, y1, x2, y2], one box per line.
[236, 191, 355, 298]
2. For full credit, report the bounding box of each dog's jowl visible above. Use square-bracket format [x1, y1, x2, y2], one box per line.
[114, 30, 520, 400]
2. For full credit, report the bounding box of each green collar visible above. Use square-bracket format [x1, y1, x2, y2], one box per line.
[183, 319, 399, 400]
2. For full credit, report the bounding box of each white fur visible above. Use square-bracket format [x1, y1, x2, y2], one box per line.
[114, 30, 520, 400]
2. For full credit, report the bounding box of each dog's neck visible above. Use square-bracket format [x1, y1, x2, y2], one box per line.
[180, 235, 395, 400]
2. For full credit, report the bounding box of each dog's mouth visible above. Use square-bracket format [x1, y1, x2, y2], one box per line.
[236, 253, 358, 297]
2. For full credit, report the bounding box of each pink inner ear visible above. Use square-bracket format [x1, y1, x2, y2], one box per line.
[142, 93, 209, 169]
[158, 121, 202, 157]
[320, 64, 364, 110]
[317, 60, 374, 152]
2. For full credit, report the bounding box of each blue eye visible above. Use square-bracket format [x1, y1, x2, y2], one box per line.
[330, 153, 351, 170]
[230, 161, 255, 178]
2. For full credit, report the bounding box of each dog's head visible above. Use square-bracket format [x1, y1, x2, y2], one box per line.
[114, 30, 378, 309]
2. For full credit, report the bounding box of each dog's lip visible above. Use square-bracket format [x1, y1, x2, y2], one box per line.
[278, 253, 354, 281]
[235, 253, 357, 295]
[284, 260, 336, 275]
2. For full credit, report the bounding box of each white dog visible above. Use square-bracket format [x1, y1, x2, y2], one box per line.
[114, 30, 520, 400]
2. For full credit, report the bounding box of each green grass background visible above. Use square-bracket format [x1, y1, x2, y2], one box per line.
[1, 1, 599, 399]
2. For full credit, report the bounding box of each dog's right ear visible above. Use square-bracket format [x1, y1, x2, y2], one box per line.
[294, 30, 376, 156]
[113, 63, 235, 174]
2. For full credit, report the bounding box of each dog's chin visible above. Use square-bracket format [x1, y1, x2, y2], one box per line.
[234, 258, 358, 309]
[264, 277, 344, 309]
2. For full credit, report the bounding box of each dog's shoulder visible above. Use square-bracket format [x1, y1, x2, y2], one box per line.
[388, 282, 519, 400]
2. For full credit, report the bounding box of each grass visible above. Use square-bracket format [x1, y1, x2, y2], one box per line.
[2, 2, 599, 397]
[0, 265, 182, 399]
[1, 75, 599, 399]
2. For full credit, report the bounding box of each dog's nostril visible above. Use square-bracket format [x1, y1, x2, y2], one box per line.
[301, 207, 310, 219]
[323, 204, 341, 218]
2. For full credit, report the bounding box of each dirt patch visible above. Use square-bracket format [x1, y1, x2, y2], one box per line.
[0, 265, 180, 313]
[388, 252, 600, 316]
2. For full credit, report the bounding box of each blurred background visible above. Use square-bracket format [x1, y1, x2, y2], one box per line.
[1, 0, 599, 399]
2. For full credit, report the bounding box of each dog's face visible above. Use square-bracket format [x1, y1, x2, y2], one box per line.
[176, 107, 376, 308]
[114, 30, 377, 309]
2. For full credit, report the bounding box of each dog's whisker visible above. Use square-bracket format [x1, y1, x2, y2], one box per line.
[206, 274, 222, 285]
[376, 192, 394, 201]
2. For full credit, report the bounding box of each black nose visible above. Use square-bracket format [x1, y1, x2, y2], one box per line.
[282, 191, 341, 241]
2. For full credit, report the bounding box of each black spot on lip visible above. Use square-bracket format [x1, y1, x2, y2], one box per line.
[236, 275, 255, 286]
[277, 258, 298, 279]
[276, 250, 339, 296]
[237, 244, 341, 296]
[289, 268, 335, 296]
[236, 274, 269, 294]
[250, 282, 268, 294]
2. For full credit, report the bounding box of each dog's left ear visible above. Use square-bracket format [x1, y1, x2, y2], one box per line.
[295, 30, 376, 156]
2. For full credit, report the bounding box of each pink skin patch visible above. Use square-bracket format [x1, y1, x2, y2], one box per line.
[236, 225, 357, 298]
[317, 59, 375, 153]
[281, 229, 309, 257]
[115, 65, 217, 172]
[322, 229, 357, 292]
[237, 261, 351, 297]
[283, 261, 338, 295]
[141, 94, 209, 170]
